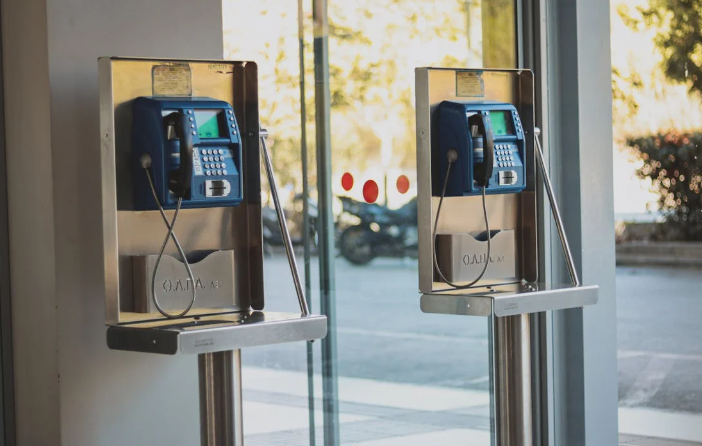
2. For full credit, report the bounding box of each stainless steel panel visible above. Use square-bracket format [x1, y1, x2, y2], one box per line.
[420, 283, 599, 317]
[106, 311, 328, 354]
[415, 68, 538, 294]
[436, 230, 518, 283]
[99, 57, 262, 324]
[491, 314, 533, 446]
[199, 350, 243, 446]
[99, 58, 120, 324]
[132, 250, 239, 313]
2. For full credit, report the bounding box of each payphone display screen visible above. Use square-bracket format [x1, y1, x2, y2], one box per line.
[195, 110, 221, 138]
[488, 110, 513, 136]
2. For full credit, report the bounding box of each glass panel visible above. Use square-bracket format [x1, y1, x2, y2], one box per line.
[611, 1, 702, 443]
[224, 1, 517, 444]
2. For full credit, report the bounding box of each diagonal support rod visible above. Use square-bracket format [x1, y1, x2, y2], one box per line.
[259, 128, 310, 316]
[533, 127, 581, 286]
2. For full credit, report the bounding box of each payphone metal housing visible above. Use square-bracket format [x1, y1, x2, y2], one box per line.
[415, 67, 598, 314]
[100, 57, 326, 445]
[99, 57, 326, 353]
[416, 68, 598, 446]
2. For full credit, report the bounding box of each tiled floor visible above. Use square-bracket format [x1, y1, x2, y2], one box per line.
[621, 435, 702, 446]
[242, 366, 702, 446]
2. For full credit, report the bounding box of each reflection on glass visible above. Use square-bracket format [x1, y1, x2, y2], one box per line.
[612, 1, 702, 442]
[224, 1, 515, 444]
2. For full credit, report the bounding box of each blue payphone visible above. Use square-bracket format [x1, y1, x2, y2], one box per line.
[130, 96, 245, 318]
[434, 100, 526, 197]
[132, 97, 243, 210]
[432, 100, 527, 289]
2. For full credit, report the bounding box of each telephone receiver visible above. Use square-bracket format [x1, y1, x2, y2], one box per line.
[468, 113, 494, 187]
[163, 112, 194, 198]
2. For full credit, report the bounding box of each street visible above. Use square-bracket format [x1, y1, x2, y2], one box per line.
[243, 255, 702, 415]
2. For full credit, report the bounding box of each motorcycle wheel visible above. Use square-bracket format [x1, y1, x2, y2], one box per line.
[340, 225, 376, 265]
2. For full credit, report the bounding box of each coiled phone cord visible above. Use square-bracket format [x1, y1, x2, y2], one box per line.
[144, 167, 197, 319]
[432, 157, 492, 289]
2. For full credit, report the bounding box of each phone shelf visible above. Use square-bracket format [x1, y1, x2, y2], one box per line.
[106, 310, 327, 355]
[421, 282, 598, 317]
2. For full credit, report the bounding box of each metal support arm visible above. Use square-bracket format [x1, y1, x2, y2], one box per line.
[533, 127, 581, 287]
[260, 128, 310, 315]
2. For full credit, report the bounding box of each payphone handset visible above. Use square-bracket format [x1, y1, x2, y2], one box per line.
[432, 100, 527, 289]
[130, 97, 244, 319]
[434, 100, 526, 197]
[132, 97, 244, 210]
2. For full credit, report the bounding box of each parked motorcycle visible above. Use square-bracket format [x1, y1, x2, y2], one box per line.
[262, 194, 318, 255]
[337, 196, 418, 265]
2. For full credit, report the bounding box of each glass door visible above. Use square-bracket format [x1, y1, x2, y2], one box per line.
[223, 1, 519, 444]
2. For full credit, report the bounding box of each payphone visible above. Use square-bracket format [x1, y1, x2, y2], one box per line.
[132, 97, 243, 210]
[415, 68, 598, 446]
[99, 58, 326, 446]
[434, 100, 526, 197]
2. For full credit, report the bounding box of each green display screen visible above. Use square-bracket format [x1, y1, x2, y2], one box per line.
[195, 110, 221, 138]
[489, 111, 513, 136]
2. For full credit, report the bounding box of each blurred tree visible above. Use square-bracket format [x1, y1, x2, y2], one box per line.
[620, 1, 702, 97]
[612, 67, 643, 118]
[224, 0, 483, 190]
[627, 131, 702, 240]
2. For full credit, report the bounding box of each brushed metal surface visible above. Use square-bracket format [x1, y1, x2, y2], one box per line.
[414, 68, 537, 294]
[436, 230, 518, 283]
[106, 311, 328, 354]
[199, 350, 243, 446]
[99, 57, 263, 324]
[491, 314, 533, 446]
[420, 283, 599, 317]
[132, 250, 239, 313]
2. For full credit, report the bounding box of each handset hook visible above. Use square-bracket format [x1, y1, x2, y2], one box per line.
[469, 113, 494, 187]
[164, 112, 193, 198]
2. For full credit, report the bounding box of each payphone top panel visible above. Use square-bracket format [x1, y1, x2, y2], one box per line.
[132, 96, 244, 210]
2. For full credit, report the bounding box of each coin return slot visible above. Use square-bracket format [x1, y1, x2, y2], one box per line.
[499, 170, 518, 186]
[205, 179, 231, 197]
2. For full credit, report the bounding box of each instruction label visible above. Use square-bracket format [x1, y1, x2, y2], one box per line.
[152, 63, 192, 97]
[456, 71, 485, 98]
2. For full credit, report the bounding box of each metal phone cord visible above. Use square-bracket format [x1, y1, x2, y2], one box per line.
[432, 156, 491, 289]
[144, 167, 198, 318]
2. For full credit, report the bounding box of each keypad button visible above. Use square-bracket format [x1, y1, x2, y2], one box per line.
[227, 109, 232, 114]
[229, 117, 234, 121]
[217, 170, 223, 176]
[223, 170, 228, 175]
[205, 170, 212, 176]
[218, 149, 224, 155]
[231, 123, 236, 128]
[189, 117, 194, 122]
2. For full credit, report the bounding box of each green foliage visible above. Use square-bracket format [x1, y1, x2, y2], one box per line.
[612, 67, 643, 117]
[620, 0, 702, 97]
[627, 131, 702, 240]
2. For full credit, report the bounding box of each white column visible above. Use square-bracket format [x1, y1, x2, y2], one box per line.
[2, 0, 225, 444]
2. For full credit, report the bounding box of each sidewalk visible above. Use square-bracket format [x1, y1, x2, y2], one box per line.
[241, 366, 702, 445]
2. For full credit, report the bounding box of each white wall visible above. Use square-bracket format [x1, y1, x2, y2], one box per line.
[2, 0, 224, 444]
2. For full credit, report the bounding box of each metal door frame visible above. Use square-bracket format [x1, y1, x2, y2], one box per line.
[0, 4, 15, 444]
[522, 0, 619, 445]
